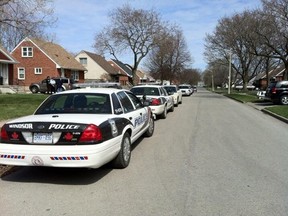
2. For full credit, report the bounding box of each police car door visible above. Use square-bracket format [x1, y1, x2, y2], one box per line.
[116, 91, 146, 137]
[161, 87, 173, 107]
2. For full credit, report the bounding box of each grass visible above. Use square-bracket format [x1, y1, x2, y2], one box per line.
[225, 93, 262, 103]
[211, 88, 288, 120]
[265, 106, 288, 119]
[0, 94, 48, 121]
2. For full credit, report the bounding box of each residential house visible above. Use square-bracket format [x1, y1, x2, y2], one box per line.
[75, 50, 120, 82]
[0, 44, 18, 85]
[136, 70, 155, 84]
[10, 37, 86, 88]
[107, 59, 133, 86]
[254, 66, 285, 90]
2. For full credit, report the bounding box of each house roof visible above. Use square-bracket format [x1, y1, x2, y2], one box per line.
[0, 44, 18, 64]
[19, 37, 86, 71]
[110, 59, 133, 77]
[255, 65, 285, 80]
[80, 51, 119, 75]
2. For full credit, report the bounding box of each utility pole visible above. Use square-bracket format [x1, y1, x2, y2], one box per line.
[228, 52, 232, 94]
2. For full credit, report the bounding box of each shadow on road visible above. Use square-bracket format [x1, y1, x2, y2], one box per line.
[1, 165, 113, 185]
[1, 137, 146, 185]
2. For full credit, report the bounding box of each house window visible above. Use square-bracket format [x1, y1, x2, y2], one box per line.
[22, 47, 33, 57]
[79, 58, 87, 65]
[34, 68, 42, 74]
[71, 70, 79, 81]
[18, 68, 25, 80]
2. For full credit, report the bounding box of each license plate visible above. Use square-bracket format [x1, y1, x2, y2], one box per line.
[33, 133, 53, 144]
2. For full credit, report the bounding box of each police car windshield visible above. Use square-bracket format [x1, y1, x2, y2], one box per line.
[34, 93, 112, 114]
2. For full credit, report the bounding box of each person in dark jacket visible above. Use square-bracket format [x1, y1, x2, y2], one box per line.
[46, 76, 52, 94]
[56, 78, 63, 92]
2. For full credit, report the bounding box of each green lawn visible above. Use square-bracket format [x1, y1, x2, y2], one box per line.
[265, 106, 288, 119]
[211, 89, 288, 120]
[0, 94, 48, 121]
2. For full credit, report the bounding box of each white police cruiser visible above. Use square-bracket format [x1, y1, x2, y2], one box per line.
[130, 85, 174, 119]
[0, 88, 154, 169]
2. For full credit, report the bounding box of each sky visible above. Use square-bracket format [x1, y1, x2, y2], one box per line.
[50, 0, 262, 71]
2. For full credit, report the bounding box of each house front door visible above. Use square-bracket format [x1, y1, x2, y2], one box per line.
[0, 63, 8, 85]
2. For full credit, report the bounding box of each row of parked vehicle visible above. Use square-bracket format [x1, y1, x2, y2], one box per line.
[130, 83, 195, 119]
[0, 82, 195, 170]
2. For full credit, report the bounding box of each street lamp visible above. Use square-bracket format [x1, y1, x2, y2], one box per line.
[211, 70, 215, 92]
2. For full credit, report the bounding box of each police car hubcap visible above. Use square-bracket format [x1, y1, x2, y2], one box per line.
[148, 119, 154, 132]
[123, 137, 131, 162]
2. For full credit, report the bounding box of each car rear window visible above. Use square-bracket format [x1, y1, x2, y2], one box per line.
[179, 86, 190, 89]
[131, 87, 160, 96]
[34, 93, 112, 114]
[164, 86, 176, 93]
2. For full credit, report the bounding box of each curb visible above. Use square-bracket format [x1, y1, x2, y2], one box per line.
[246, 102, 288, 124]
[261, 109, 288, 124]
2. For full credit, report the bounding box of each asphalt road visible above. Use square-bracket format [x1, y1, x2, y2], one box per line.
[1, 88, 288, 216]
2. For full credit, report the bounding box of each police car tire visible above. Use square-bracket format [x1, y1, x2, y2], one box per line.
[112, 132, 131, 169]
[170, 103, 174, 112]
[175, 99, 179, 107]
[160, 106, 167, 119]
[144, 117, 154, 137]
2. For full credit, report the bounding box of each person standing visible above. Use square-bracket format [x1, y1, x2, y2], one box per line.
[56, 77, 63, 92]
[46, 76, 51, 94]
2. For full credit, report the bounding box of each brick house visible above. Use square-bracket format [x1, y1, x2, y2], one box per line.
[0, 44, 18, 85]
[75, 50, 120, 82]
[254, 66, 285, 90]
[10, 37, 86, 88]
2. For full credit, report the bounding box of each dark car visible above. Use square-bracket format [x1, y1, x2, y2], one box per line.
[29, 77, 75, 94]
[265, 80, 288, 105]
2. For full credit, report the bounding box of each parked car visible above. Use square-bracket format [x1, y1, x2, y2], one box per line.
[0, 88, 154, 169]
[29, 77, 75, 94]
[163, 85, 182, 107]
[265, 80, 288, 105]
[192, 85, 197, 92]
[130, 85, 174, 119]
[178, 84, 193, 96]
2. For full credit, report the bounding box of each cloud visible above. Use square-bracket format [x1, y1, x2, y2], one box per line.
[50, 0, 261, 70]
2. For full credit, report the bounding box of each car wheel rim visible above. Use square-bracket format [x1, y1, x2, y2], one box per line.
[123, 137, 131, 162]
[282, 96, 288, 105]
[148, 118, 154, 133]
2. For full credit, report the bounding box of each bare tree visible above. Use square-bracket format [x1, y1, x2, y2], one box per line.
[93, 4, 163, 85]
[204, 10, 266, 90]
[145, 24, 192, 84]
[206, 60, 230, 88]
[251, 0, 288, 80]
[178, 68, 201, 85]
[0, 0, 56, 51]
